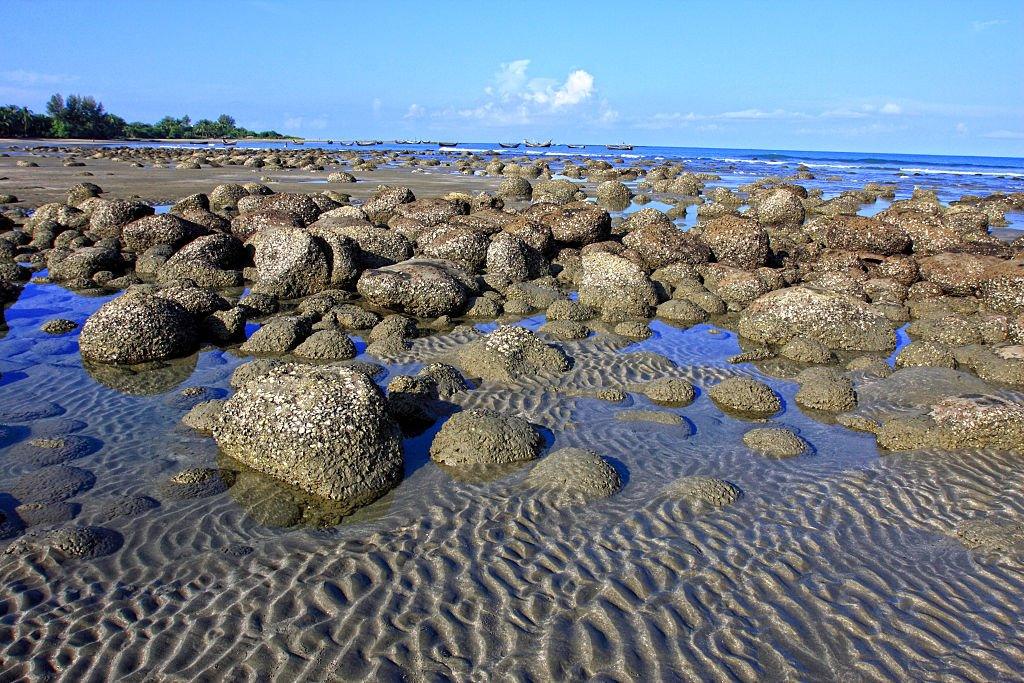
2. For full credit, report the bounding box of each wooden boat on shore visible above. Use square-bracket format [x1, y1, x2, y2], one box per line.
[606, 143, 633, 151]
[498, 142, 520, 148]
[221, 138, 237, 146]
[524, 139, 552, 148]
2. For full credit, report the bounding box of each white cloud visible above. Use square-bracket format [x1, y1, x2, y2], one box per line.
[719, 108, 809, 120]
[955, 122, 968, 135]
[971, 19, 1007, 32]
[282, 115, 328, 132]
[879, 102, 902, 115]
[983, 129, 1024, 140]
[486, 60, 595, 110]
[1, 70, 76, 86]
[414, 59, 603, 127]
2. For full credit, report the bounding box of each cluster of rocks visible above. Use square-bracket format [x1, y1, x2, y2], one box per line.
[4, 158, 1024, 530]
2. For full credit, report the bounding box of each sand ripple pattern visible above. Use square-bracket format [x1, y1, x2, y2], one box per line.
[1, 286, 1023, 680]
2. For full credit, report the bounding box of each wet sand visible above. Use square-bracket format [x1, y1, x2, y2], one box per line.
[1, 146, 1023, 681]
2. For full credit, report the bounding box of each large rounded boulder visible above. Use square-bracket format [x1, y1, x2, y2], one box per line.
[122, 214, 205, 253]
[79, 291, 198, 364]
[699, 216, 770, 269]
[250, 226, 331, 299]
[213, 364, 403, 503]
[579, 251, 658, 318]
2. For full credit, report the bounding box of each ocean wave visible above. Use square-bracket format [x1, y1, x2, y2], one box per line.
[900, 167, 1024, 178]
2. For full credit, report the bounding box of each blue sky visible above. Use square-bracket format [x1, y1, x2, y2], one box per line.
[2, 0, 1022, 156]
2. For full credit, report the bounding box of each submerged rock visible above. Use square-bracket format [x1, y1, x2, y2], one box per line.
[214, 364, 403, 503]
[663, 476, 741, 506]
[4, 525, 123, 560]
[524, 448, 621, 501]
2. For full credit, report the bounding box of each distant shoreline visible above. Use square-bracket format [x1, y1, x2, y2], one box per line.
[0, 136, 302, 145]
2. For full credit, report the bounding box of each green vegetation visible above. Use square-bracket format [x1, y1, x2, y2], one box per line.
[0, 93, 286, 140]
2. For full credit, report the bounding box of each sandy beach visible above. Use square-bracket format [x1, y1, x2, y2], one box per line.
[1, 141, 1023, 681]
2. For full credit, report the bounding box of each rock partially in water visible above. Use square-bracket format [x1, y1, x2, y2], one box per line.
[83, 355, 196, 395]
[41, 318, 78, 335]
[8, 435, 101, 468]
[738, 286, 896, 352]
[429, 409, 541, 466]
[292, 330, 357, 360]
[159, 467, 235, 500]
[181, 399, 226, 434]
[524, 448, 621, 501]
[616, 410, 687, 427]
[640, 378, 696, 406]
[457, 325, 570, 383]
[708, 377, 782, 418]
[794, 367, 857, 412]
[14, 501, 79, 527]
[79, 291, 198, 364]
[92, 495, 160, 522]
[214, 364, 403, 503]
[743, 427, 808, 458]
[539, 320, 589, 340]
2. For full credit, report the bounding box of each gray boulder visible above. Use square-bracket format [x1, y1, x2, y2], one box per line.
[738, 286, 896, 352]
[79, 291, 198, 364]
[213, 364, 403, 502]
[429, 409, 540, 466]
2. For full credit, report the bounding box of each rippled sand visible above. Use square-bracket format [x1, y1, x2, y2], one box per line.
[2, 279, 1024, 681]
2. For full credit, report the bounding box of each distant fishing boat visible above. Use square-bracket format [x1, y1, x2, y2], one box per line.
[437, 141, 458, 147]
[524, 139, 552, 148]
[498, 142, 520, 148]
[221, 138, 237, 146]
[355, 140, 381, 146]
[567, 144, 586, 149]
[340, 141, 354, 146]
[394, 139, 414, 144]
[606, 143, 633, 151]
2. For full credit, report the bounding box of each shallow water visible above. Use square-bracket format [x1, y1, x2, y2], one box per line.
[2, 278, 1024, 679]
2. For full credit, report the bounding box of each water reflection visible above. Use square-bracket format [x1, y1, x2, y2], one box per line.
[83, 354, 198, 395]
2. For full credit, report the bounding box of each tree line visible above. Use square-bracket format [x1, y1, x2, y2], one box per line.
[0, 93, 286, 140]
